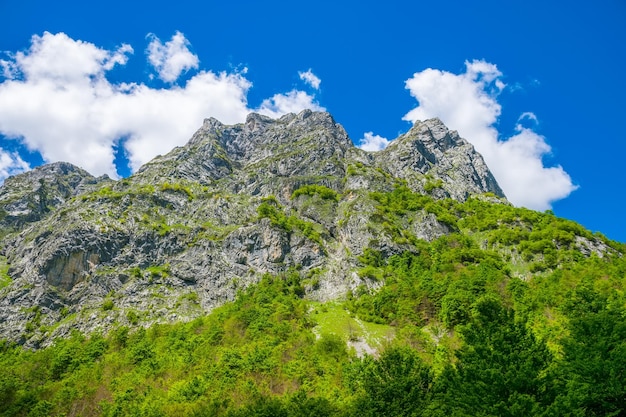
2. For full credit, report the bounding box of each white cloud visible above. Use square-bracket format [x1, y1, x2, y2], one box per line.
[358, 132, 390, 152]
[0, 148, 29, 182]
[299, 69, 321, 89]
[517, 111, 538, 127]
[101, 71, 253, 171]
[146, 31, 199, 83]
[496, 126, 575, 209]
[257, 90, 324, 119]
[0, 32, 323, 179]
[403, 59, 576, 210]
[6, 32, 133, 84]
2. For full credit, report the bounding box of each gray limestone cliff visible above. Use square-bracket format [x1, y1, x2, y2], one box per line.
[0, 162, 110, 234]
[376, 118, 503, 200]
[0, 110, 507, 347]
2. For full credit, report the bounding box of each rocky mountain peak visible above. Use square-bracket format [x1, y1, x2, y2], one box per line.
[0, 162, 109, 233]
[0, 111, 513, 346]
[2, 161, 95, 189]
[374, 118, 504, 200]
[219, 110, 352, 163]
[135, 110, 354, 198]
[410, 117, 463, 150]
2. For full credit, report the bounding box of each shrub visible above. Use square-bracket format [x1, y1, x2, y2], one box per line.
[292, 184, 340, 201]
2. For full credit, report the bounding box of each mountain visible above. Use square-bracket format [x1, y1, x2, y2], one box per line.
[0, 110, 504, 346]
[0, 110, 624, 416]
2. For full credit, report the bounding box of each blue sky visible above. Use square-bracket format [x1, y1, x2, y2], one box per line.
[1, 1, 625, 242]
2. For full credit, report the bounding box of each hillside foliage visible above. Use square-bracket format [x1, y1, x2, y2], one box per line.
[1, 187, 625, 416]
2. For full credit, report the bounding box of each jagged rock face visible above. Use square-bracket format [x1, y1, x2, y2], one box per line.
[134, 111, 352, 198]
[0, 110, 506, 347]
[0, 162, 109, 234]
[376, 118, 504, 200]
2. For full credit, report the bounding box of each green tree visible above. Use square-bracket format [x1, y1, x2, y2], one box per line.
[430, 297, 554, 417]
[550, 293, 626, 416]
[351, 346, 433, 417]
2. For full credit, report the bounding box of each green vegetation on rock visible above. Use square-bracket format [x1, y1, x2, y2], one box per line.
[257, 197, 326, 249]
[0, 256, 10, 289]
[292, 184, 340, 202]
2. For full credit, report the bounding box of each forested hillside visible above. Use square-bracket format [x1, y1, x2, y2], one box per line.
[2, 188, 624, 416]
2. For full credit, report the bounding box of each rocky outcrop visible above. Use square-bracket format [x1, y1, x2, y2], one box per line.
[375, 118, 504, 200]
[0, 162, 109, 233]
[0, 110, 508, 347]
[134, 111, 352, 198]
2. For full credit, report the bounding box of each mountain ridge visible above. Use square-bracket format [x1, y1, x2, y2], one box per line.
[0, 110, 610, 348]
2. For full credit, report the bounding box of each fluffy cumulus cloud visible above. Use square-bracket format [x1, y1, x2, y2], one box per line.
[298, 69, 321, 90]
[146, 31, 199, 83]
[0, 32, 322, 180]
[358, 132, 390, 152]
[258, 90, 325, 119]
[403, 60, 577, 210]
[0, 149, 29, 180]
